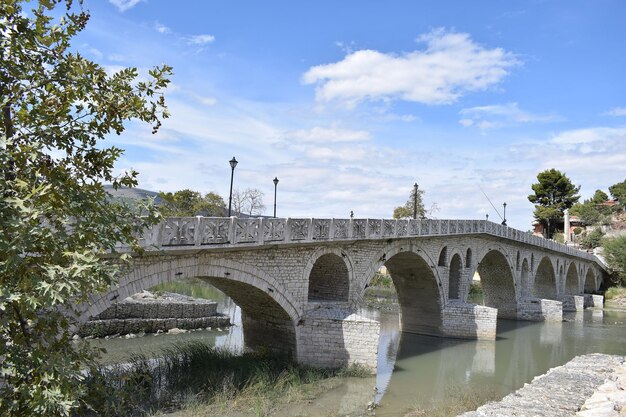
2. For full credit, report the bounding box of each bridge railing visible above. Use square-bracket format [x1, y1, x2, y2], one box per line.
[131, 217, 598, 262]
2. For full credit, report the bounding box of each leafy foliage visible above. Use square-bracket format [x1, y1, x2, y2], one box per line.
[393, 185, 426, 219]
[569, 189, 615, 226]
[158, 189, 225, 217]
[528, 169, 580, 237]
[609, 179, 626, 207]
[602, 235, 626, 286]
[579, 228, 605, 249]
[0, 1, 171, 415]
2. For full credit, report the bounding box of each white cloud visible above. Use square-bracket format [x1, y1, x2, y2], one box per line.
[550, 127, 626, 146]
[285, 125, 371, 143]
[605, 107, 626, 117]
[196, 96, 217, 106]
[302, 28, 519, 107]
[108, 0, 143, 12]
[187, 34, 216, 45]
[155, 22, 171, 34]
[459, 102, 560, 130]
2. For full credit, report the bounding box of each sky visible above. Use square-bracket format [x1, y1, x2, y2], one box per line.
[71, 0, 626, 230]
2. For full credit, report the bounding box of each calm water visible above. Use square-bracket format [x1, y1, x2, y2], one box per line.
[91, 291, 626, 417]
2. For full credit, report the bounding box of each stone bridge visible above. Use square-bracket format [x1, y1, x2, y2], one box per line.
[82, 217, 607, 369]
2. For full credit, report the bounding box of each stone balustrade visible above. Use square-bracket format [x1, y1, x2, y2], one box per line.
[129, 217, 602, 265]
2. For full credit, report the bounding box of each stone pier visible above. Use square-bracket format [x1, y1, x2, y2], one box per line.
[442, 301, 498, 340]
[517, 298, 563, 322]
[584, 294, 604, 308]
[562, 295, 585, 312]
[296, 308, 380, 369]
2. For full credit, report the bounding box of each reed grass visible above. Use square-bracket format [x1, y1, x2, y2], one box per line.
[77, 341, 368, 416]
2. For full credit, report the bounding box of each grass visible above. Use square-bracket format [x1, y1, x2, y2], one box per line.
[77, 341, 371, 417]
[604, 286, 625, 300]
[369, 272, 395, 289]
[151, 278, 224, 301]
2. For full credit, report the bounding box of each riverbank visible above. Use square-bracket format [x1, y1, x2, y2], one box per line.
[78, 291, 230, 338]
[458, 354, 625, 417]
[605, 287, 626, 310]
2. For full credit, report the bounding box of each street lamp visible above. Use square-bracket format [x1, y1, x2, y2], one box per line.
[501, 202, 507, 226]
[273, 177, 279, 218]
[486, 214, 489, 221]
[227, 157, 238, 217]
[413, 182, 419, 220]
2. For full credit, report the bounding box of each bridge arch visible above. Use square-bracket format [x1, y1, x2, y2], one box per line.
[473, 246, 517, 318]
[533, 256, 557, 299]
[82, 256, 301, 357]
[360, 241, 445, 336]
[520, 258, 531, 297]
[448, 253, 463, 300]
[584, 268, 598, 293]
[303, 248, 354, 303]
[564, 262, 579, 295]
[438, 246, 448, 267]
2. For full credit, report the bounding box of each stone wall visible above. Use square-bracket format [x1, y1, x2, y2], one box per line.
[79, 292, 229, 337]
[562, 294, 584, 312]
[458, 354, 625, 417]
[584, 294, 604, 308]
[517, 297, 563, 322]
[442, 302, 498, 340]
[296, 307, 380, 369]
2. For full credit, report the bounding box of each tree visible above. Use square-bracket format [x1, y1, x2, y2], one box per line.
[231, 188, 265, 217]
[570, 189, 613, 226]
[528, 169, 580, 238]
[602, 235, 626, 286]
[0, 1, 171, 415]
[393, 185, 426, 219]
[158, 190, 225, 216]
[580, 228, 605, 249]
[609, 179, 626, 207]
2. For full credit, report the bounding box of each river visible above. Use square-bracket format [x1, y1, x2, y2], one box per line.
[90, 292, 626, 416]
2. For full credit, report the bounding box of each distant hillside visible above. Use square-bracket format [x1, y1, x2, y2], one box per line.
[104, 185, 162, 204]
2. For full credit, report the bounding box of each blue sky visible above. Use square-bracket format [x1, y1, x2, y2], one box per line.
[75, 0, 626, 229]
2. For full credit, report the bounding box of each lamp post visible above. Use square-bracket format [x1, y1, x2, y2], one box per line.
[501, 202, 507, 226]
[486, 214, 489, 221]
[413, 182, 419, 220]
[227, 157, 238, 217]
[273, 177, 279, 218]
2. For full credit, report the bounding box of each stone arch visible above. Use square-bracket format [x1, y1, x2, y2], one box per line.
[564, 262, 579, 295]
[449, 253, 463, 300]
[438, 246, 448, 267]
[474, 248, 517, 318]
[466, 248, 473, 268]
[531, 254, 535, 272]
[584, 268, 597, 293]
[516, 251, 521, 271]
[520, 258, 531, 297]
[533, 256, 557, 299]
[81, 256, 301, 357]
[359, 241, 445, 336]
[305, 248, 352, 302]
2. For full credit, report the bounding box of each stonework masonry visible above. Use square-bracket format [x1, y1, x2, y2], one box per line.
[562, 294, 585, 312]
[585, 294, 605, 308]
[517, 297, 563, 322]
[442, 302, 498, 339]
[79, 217, 608, 369]
[459, 354, 625, 417]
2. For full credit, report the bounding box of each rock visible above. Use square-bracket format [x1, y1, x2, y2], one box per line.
[72, 334, 81, 341]
[167, 327, 187, 335]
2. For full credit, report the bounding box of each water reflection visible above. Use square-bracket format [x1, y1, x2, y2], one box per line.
[92, 285, 626, 417]
[374, 309, 626, 416]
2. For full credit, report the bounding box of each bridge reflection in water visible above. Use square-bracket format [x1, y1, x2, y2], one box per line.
[373, 308, 625, 417]
[90, 285, 625, 417]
